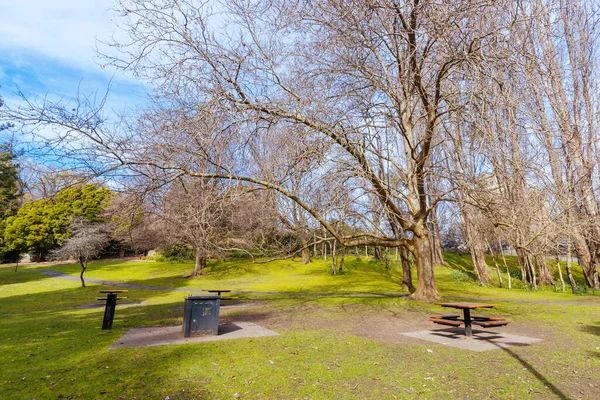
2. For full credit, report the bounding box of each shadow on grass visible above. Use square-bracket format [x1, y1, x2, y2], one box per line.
[495, 344, 569, 400]
[579, 322, 600, 336]
[442, 254, 478, 280]
[0, 267, 55, 286]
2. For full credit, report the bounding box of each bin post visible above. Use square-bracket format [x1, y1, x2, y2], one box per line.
[102, 293, 117, 330]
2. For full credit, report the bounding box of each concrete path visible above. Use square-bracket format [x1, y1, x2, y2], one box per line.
[401, 328, 542, 351]
[35, 269, 600, 306]
[109, 322, 279, 349]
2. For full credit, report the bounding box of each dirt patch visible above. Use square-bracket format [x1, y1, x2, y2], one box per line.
[218, 302, 556, 346]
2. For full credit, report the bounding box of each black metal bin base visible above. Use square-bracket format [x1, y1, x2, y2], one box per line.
[182, 295, 220, 337]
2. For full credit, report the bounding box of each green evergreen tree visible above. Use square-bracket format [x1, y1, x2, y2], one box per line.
[3, 184, 112, 261]
[0, 93, 21, 262]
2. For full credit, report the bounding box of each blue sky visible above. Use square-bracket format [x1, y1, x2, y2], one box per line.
[0, 0, 147, 117]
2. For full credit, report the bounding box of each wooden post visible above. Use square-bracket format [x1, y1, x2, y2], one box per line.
[102, 293, 117, 330]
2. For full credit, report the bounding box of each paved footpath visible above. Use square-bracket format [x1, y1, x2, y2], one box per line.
[36, 269, 600, 306]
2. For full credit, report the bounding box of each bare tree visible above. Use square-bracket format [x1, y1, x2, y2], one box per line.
[157, 179, 232, 277]
[12, 1, 598, 300]
[105, 193, 162, 257]
[50, 219, 110, 287]
[519, 0, 600, 289]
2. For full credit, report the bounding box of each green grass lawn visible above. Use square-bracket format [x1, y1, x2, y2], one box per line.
[1, 255, 599, 399]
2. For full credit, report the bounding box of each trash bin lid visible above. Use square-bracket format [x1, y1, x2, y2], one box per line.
[186, 295, 220, 300]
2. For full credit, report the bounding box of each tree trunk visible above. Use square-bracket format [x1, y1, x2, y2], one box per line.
[516, 248, 531, 285]
[330, 241, 337, 275]
[462, 208, 489, 283]
[555, 247, 565, 292]
[301, 237, 311, 264]
[566, 238, 578, 294]
[428, 213, 444, 266]
[192, 248, 206, 277]
[527, 253, 537, 289]
[374, 246, 382, 260]
[499, 239, 511, 289]
[301, 247, 311, 264]
[410, 235, 440, 301]
[470, 245, 490, 285]
[385, 247, 390, 269]
[485, 240, 503, 288]
[534, 254, 555, 286]
[572, 230, 600, 289]
[400, 247, 415, 293]
[79, 256, 87, 287]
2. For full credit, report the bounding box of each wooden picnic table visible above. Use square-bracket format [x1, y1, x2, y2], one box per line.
[206, 289, 231, 297]
[436, 302, 500, 337]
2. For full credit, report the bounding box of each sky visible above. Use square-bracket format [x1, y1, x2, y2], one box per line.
[0, 0, 147, 117]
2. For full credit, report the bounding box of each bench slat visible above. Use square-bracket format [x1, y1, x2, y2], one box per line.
[97, 297, 127, 301]
[430, 318, 464, 327]
[429, 314, 460, 320]
[471, 320, 510, 327]
[471, 316, 505, 321]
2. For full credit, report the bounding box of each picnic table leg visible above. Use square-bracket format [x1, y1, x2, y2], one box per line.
[102, 293, 117, 330]
[463, 308, 472, 337]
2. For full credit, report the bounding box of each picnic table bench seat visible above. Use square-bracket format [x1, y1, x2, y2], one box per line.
[429, 317, 464, 327]
[429, 313, 509, 329]
[97, 297, 127, 301]
[429, 314, 461, 320]
[471, 320, 510, 327]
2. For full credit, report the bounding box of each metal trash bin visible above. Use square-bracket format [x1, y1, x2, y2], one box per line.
[182, 295, 220, 337]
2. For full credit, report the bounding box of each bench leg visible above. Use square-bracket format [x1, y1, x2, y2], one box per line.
[102, 293, 117, 330]
[463, 308, 472, 337]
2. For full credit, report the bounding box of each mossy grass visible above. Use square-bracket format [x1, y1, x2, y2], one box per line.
[1, 255, 598, 399]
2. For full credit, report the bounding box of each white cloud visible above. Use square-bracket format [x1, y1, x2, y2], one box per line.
[0, 0, 148, 118]
[0, 0, 122, 73]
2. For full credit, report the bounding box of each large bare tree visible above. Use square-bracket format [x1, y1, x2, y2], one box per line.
[11, 0, 600, 299]
[95, 0, 507, 300]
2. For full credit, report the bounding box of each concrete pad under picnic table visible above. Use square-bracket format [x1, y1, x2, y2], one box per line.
[400, 328, 542, 352]
[109, 322, 279, 349]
